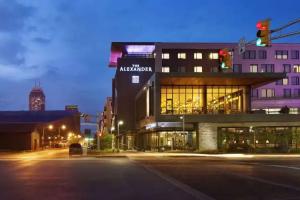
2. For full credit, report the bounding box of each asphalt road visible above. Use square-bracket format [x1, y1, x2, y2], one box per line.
[1, 150, 300, 200]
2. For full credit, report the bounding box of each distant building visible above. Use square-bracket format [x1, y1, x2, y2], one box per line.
[99, 97, 113, 135]
[0, 111, 80, 151]
[65, 105, 79, 112]
[29, 84, 45, 111]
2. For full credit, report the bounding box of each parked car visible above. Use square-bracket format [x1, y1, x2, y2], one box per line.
[69, 143, 83, 156]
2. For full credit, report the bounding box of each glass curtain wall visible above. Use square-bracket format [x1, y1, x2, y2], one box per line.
[161, 85, 244, 114]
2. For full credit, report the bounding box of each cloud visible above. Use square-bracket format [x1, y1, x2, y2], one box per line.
[0, 0, 35, 33]
[32, 37, 51, 44]
[0, 64, 45, 81]
[0, 37, 26, 65]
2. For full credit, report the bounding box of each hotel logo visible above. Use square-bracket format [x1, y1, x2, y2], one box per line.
[119, 64, 152, 72]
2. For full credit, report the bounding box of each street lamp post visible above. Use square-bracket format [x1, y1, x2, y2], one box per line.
[111, 126, 115, 150]
[42, 124, 53, 149]
[117, 121, 124, 152]
[58, 124, 66, 138]
[180, 115, 185, 133]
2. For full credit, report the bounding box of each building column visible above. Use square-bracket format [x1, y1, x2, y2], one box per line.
[198, 123, 218, 152]
[202, 86, 207, 114]
[243, 86, 251, 113]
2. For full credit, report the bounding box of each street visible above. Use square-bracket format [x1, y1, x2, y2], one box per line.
[1, 150, 300, 199]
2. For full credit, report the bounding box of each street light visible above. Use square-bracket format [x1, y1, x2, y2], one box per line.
[117, 120, 124, 152]
[179, 115, 185, 133]
[58, 124, 67, 138]
[42, 124, 54, 148]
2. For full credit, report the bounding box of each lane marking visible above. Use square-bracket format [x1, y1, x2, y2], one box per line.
[226, 171, 300, 192]
[129, 158, 215, 200]
[267, 164, 300, 171]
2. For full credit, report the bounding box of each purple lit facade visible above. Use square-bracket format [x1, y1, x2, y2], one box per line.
[234, 43, 300, 113]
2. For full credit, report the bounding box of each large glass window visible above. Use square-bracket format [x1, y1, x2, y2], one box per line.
[161, 86, 203, 114]
[206, 86, 243, 114]
[161, 86, 244, 115]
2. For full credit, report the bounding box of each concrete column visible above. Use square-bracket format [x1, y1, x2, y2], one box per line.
[198, 123, 218, 152]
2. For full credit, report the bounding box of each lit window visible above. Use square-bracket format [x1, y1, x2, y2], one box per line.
[293, 65, 300, 73]
[132, 76, 139, 84]
[193, 52, 202, 59]
[209, 53, 218, 59]
[162, 53, 170, 59]
[261, 89, 275, 98]
[283, 78, 289, 85]
[162, 67, 170, 73]
[275, 50, 288, 59]
[250, 64, 258, 72]
[194, 66, 203, 72]
[177, 53, 186, 59]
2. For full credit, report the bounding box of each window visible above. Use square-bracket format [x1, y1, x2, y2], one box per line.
[162, 53, 170, 59]
[252, 89, 258, 98]
[162, 66, 170, 73]
[284, 89, 291, 97]
[177, 53, 186, 59]
[179, 66, 186, 72]
[258, 50, 267, 59]
[194, 66, 203, 72]
[283, 64, 291, 73]
[276, 79, 283, 85]
[261, 89, 275, 98]
[250, 64, 258, 72]
[243, 50, 256, 59]
[261, 64, 274, 72]
[194, 52, 202, 59]
[293, 65, 300, 73]
[291, 50, 299, 59]
[291, 76, 300, 85]
[283, 78, 289, 85]
[294, 88, 300, 97]
[131, 76, 139, 84]
[233, 64, 241, 73]
[209, 53, 218, 59]
[275, 50, 288, 59]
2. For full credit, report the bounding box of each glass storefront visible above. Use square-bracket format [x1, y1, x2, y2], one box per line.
[218, 127, 300, 153]
[161, 85, 245, 115]
[144, 131, 197, 151]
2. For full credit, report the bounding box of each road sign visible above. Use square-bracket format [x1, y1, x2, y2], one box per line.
[238, 38, 246, 55]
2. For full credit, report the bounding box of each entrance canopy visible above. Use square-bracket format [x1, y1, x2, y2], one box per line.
[158, 72, 286, 87]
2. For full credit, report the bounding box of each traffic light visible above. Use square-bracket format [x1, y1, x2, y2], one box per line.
[256, 20, 270, 46]
[219, 48, 232, 69]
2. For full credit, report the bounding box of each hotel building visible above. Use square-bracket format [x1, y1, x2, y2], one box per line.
[109, 42, 300, 153]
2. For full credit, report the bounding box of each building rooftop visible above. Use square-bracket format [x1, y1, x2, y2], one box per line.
[0, 110, 79, 124]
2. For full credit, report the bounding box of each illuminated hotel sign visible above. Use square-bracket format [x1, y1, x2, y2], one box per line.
[119, 64, 152, 72]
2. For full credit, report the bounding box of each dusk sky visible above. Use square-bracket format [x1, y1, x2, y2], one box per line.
[0, 0, 299, 114]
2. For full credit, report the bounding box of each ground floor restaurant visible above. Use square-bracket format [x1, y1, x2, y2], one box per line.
[131, 123, 300, 153]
